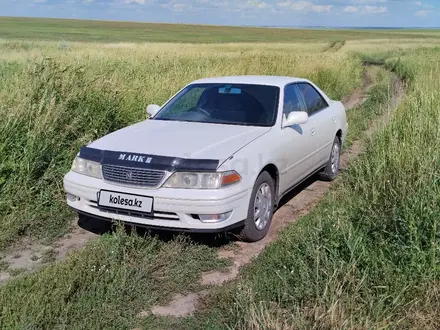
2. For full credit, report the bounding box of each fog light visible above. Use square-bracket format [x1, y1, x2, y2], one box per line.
[67, 193, 80, 202]
[198, 211, 232, 223]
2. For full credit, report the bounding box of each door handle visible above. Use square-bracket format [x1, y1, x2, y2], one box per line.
[311, 128, 316, 136]
[332, 116, 337, 123]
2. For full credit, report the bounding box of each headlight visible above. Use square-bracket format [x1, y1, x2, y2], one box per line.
[163, 171, 241, 189]
[71, 156, 102, 179]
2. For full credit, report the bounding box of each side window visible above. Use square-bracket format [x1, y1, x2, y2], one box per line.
[297, 83, 328, 115]
[283, 85, 305, 116]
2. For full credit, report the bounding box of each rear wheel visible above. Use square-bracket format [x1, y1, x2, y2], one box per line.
[319, 135, 341, 181]
[239, 171, 275, 242]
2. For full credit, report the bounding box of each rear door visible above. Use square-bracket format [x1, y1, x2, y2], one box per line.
[277, 84, 318, 194]
[297, 83, 336, 167]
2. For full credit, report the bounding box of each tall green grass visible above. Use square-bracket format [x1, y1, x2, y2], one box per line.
[0, 42, 362, 249]
[189, 48, 440, 329]
[0, 227, 228, 329]
[0, 60, 131, 248]
[3, 39, 439, 329]
[0, 50, 383, 330]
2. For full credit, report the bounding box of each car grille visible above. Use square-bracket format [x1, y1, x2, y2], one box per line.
[102, 164, 165, 187]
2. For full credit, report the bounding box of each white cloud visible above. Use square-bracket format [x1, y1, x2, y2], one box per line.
[211, 0, 229, 8]
[172, 3, 192, 11]
[415, 9, 431, 16]
[247, 0, 269, 9]
[277, 1, 332, 13]
[277, 1, 291, 7]
[349, 0, 386, 3]
[413, 1, 434, 9]
[160, 0, 193, 10]
[364, 5, 387, 13]
[124, 0, 145, 4]
[343, 6, 358, 13]
[344, 4, 387, 14]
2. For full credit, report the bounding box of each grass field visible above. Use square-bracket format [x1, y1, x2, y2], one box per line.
[2, 17, 440, 43]
[0, 17, 439, 329]
[0, 38, 363, 249]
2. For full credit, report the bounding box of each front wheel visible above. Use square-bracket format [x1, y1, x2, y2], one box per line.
[319, 136, 341, 181]
[239, 171, 275, 242]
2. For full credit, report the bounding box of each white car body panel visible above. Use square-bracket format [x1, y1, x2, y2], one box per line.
[278, 116, 319, 190]
[313, 100, 347, 165]
[90, 120, 271, 164]
[63, 75, 348, 232]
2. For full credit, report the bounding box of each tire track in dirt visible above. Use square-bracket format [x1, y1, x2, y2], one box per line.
[0, 225, 96, 284]
[147, 69, 405, 318]
[342, 67, 374, 110]
[323, 40, 346, 52]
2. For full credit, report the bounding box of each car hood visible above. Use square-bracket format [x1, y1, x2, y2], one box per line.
[90, 119, 270, 163]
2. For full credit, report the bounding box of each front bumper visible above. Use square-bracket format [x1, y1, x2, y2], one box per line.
[64, 171, 251, 231]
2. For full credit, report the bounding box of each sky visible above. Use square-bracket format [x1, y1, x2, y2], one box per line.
[1, 0, 439, 28]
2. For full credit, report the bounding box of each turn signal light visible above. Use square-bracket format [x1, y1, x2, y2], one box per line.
[221, 171, 241, 187]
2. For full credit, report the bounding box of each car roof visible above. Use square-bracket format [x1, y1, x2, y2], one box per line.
[190, 75, 310, 88]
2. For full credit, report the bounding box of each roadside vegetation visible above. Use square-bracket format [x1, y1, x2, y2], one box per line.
[0, 20, 439, 329]
[0, 228, 229, 329]
[0, 39, 362, 249]
[178, 49, 440, 329]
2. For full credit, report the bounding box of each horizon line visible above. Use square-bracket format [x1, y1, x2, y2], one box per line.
[1, 16, 439, 30]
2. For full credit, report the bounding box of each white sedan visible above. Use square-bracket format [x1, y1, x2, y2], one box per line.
[64, 76, 348, 242]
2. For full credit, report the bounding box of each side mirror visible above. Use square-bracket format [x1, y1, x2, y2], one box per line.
[282, 111, 308, 128]
[146, 104, 160, 117]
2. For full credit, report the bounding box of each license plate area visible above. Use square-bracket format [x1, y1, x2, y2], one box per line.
[98, 190, 153, 215]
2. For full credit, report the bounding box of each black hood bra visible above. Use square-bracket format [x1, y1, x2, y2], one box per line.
[79, 146, 219, 172]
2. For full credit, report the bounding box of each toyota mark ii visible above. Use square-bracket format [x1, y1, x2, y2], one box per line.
[64, 76, 348, 242]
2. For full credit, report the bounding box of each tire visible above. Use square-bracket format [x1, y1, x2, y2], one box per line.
[319, 135, 341, 181]
[239, 171, 275, 242]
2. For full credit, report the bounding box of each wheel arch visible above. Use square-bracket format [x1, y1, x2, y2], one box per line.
[259, 163, 280, 203]
[336, 129, 343, 145]
[336, 129, 342, 140]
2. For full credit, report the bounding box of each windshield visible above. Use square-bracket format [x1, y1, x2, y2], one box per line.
[153, 83, 280, 127]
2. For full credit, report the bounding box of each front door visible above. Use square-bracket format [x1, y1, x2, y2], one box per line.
[277, 84, 318, 195]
